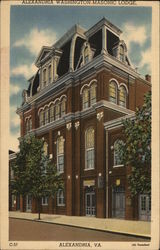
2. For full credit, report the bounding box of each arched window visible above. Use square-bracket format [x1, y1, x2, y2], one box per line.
[48, 65, 52, 84]
[119, 86, 127, 107]
[39, 110, 44, 127]
[61, 98, 66, 117]
[57, 189, 65, 206]
[55, 103, 60, 120]
[57, 137, 64, 173]
[109, 81, 117, 104]
[44, 107, 49, 124]
[85, 128, 94, 170]
[119, 45, 124, 62]
[50, 104, 54, 122]
[84, 46, 89, 64]
[90, 84, 96, 105]
[114, 140, 124, 166]
[83, 88, 89, 109]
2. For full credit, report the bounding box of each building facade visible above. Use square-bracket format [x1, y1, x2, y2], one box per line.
[11, 18, 151, 220]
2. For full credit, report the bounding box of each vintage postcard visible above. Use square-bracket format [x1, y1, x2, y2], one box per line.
[0, 0, 159, 250]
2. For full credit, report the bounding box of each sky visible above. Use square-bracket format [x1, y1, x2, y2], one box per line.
[10, 5, 152, 152]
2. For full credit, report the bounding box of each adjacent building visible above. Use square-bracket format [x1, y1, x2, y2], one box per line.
[10, 18, 151, 221]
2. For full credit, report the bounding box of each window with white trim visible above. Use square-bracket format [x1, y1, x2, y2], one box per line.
[85, 128, 94, 170]
[119, 86, 127, 107]
[83, 88, 89, 109]
[55, 103, 60, 120]
[109, 81, 117, 104]
[114, 140, 124, 166]
[43, 68, 47, 87]
[44, 107, 49, 124]
[61, 99, 66, 116]
[57, 189, 65, 206]
[90, 84, 96, 105]
[50, 104, 54, 122]
[57, 137, 64, 173]
[42, 196, 48, 205]
[39, 110, 44, 127]
[48, 65, 52, 84]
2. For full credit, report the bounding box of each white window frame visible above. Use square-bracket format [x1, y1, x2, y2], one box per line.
[85, 128, 95, 170]
[109, 81, 117, 104]
[42, 196, 49, 206]
[57, 137, 64, 174]
[57, 189, 65, 206]
[119, 86, 127, 108]
[82, 88, 89, 110]
[48, 64, 52, 84]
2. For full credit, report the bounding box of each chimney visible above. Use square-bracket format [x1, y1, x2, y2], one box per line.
[145, 74, 151, 83]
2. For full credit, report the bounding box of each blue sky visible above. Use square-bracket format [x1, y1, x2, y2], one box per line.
[10, 5, 152, 151]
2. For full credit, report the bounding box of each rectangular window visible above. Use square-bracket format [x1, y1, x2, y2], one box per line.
[48, 65, 52, 84]
[57, 155, 64, 173]
[57, 190, 65, 206]
[86, 149, 94, 169]
[90, 86, 96, 105]
[43, 69, 47, 87]
[42, 196, 48, 206]
[83, 90, 89, 109]
[55, 104, 60, 120]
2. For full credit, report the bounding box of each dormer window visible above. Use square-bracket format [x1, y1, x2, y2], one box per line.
[48, 65, 52, 84]
[43, 68, 47, 87]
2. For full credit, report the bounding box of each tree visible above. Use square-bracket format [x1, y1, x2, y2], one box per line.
[121, 91, 151, 197]
[11, 135, 63, 219]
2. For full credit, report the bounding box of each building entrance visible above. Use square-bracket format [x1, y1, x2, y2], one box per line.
[139, 194, 151, 221]
[85, 191, 96, 216]
[112, 186, 125, 218]
[26, 195, 32, 212]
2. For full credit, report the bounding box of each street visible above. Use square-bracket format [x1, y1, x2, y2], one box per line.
[9, 218, 150, 241]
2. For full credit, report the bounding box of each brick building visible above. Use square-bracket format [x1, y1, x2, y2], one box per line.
[11, 18, 151, 220]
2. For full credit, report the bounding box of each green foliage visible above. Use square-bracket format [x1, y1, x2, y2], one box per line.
[11, 135, 63, 218]
[121, 91, 151, 197]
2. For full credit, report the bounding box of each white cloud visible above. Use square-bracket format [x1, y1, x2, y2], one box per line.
[10, 84, 21, 95]
[9, 131, 20, 152]
[14, 28, 57, 56]
[11, 63, 37, 79]
[121, 23, 148, 50]
[10, 105, 20, 127]
[138, 48, 151, 72]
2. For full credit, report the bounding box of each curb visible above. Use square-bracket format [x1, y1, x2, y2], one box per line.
[9, 217, 151, 240]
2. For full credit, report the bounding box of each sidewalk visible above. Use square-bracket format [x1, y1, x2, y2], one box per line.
[9, 211, 151, 238]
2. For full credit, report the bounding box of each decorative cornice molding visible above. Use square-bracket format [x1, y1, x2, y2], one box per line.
[66, 122, 72, 131]
[97, 111, 104, 121]
[75, 121, 80, 130]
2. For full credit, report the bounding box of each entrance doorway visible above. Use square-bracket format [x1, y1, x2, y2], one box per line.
[26, 195, 32, 212]
[85, 191, 96, 216]
[139, 194, 151, 221]
[112, 186, 125, 218]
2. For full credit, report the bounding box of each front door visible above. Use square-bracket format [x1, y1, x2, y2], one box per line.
[85, 192, 96, 216]
[139, 194, 151, 221]
[112, 186, 125, 218]
[26, 195, 32, 212]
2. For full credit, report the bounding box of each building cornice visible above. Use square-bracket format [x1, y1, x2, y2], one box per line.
[104, 113, 135, 130]
[17, 52, 149, 115]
